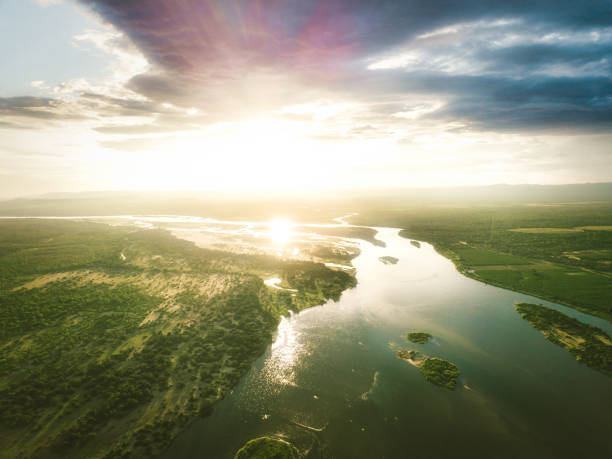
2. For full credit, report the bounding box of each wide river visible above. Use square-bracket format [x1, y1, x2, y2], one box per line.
[156, 225, 612, 459]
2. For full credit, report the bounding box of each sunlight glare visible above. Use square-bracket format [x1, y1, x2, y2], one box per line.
[268, 219, 292, 244]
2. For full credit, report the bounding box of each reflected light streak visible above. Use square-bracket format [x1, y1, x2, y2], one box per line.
[264, 313, 301, 386]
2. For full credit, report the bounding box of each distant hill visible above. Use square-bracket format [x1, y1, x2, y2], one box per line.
[0, 183, 611, 219]
[390, 183, 612, 204]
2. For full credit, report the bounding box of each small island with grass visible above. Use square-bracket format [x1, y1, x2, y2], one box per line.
[407, 332, 432, 344]
[396, 332, 460, 390]
[515, 303, 612, 377]
[420, 357, 460, 389]
[410, 240, 421, 248]
[397, 348, 459, 390]
[234, 437, 296, 459]
[379, 255, 399, 265]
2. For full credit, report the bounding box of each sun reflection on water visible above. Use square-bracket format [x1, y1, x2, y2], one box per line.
[264, 313, 300, 386]
[268, 219, 292, 244]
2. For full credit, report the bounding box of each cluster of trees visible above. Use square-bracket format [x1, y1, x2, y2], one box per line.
[281, 261, 357, 310]
[0, 282, 158, 339]
[419, 358, 460, 390]
[406, 332, 432, 344]
[0, 219, 136, 292]
[0, 219, 359, 458]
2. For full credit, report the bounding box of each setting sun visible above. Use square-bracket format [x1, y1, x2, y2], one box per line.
[268, 219, 292, 245]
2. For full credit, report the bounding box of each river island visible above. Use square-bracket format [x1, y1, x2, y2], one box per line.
[515, 303, 612, 377]
[378, 256, 399, 265]
[233, 437, 296, 459]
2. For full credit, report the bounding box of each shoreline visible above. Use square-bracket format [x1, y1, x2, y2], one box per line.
[395, 230, 612, 326]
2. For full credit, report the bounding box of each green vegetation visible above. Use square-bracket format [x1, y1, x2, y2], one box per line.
[233, 437, 295, 459]
[406, 332, 432, 344]
[510, 226, 612, 234]
[451, 247, 530, 266]
[396, 348, 459, 390]
[4, 186, 610, 322]
[353, 203, 612, 322]
[397, 332, 459, 390]
[378, 256, 399, 265]
[515, 303, 612, 377]
[410, 240, 421, 248]
[0, 219, 356, 458]
[280, 261, 356, 312]
[419, 358, 460, 390]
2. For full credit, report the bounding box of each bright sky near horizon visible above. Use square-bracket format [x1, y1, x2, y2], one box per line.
[1, 0, 612, 198]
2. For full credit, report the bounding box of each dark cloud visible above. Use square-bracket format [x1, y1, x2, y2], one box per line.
[79, 92, 165, 116]
[0, 96, 61, 119]
[125, 74, 188, 101]
[0, 96, 87, 122]
[349, 71, 612, 132]
[477, 43, 612, 72]
[72, 1, 612, 132]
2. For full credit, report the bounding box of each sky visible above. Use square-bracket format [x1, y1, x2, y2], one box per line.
[1, 0, 612, 198]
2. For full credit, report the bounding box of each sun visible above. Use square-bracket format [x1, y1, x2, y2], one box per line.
[268, 219, 292, 244]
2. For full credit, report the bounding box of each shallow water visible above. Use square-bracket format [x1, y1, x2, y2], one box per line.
[163, 226, 612, 459]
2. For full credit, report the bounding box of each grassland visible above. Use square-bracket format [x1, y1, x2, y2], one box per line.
[353, 203, 612, 322]
[0, 219, 356, 458]
[515, 303, 612, 377]
[509, 226, 612, 234]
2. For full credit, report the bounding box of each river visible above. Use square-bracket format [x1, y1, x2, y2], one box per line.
[162, 226, 612, 458]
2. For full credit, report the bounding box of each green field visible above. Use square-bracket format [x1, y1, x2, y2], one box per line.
[510, 226, 612, 233]
[0, 220, 356, 458]
[474, 266, 612, 319]
[452, 247, 530, 266]
[352, 203, 612, 323]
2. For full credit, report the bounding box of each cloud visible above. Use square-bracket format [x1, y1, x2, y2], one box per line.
[4, 0, 612, 196]
[0, 96, 80, 120]
[37, 0, 63, 6]
[69, 0, 612, 134]
[6, 0, 612, 138]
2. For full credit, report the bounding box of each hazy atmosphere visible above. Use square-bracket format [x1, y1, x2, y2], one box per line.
[2, 0, 612, 197]
[1, 2, 612, 459]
